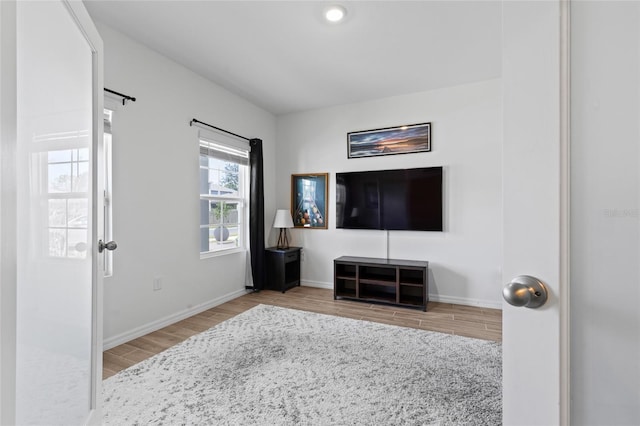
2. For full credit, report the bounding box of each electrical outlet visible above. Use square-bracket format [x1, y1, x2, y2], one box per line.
[301, 250, 305, 261]
[153, 277, 162, 291]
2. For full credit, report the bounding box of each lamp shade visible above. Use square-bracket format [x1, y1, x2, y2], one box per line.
[273, 209, 294, 228]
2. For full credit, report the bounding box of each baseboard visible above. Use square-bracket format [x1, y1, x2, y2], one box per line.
[103, 288, 247, 351]
[300, 279, 333, 289]
[301, 281, 502, 310]
[427, 294, 502, 310]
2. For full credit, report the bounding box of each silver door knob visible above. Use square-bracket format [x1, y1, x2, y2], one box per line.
[503, 275, 548, 308]
[98, 240, 117, 253]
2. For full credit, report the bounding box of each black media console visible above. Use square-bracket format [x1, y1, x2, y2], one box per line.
[333, 256, 429, 311]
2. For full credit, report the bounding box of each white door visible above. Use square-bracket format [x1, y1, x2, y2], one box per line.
[503, 1, 640, 425]
[502, 1, 567, 424]
[0, 1, 104, 425]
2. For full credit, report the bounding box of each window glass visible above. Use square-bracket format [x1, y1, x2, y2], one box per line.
[199, 139, 248, 255]
[46, 147, 89, 258]
[103, 109, 113, 276]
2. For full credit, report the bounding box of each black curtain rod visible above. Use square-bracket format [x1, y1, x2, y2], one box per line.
[189, 118, 251, 142]
[104, 88, 136, 105]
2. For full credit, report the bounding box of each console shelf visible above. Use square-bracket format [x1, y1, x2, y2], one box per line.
[334, 256, 429, 311]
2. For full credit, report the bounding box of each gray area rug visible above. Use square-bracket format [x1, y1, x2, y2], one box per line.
[103, 304, 502, 425]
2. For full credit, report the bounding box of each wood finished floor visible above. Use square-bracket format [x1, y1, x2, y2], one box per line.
[103, 286, 502, 379]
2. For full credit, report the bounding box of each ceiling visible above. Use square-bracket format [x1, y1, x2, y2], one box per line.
[85, 1, 502, 116]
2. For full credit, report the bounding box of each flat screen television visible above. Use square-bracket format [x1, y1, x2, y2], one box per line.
[336, 166, 443, 231]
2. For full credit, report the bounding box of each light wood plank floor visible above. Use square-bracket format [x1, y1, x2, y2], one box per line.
[103, 286, 502, 379]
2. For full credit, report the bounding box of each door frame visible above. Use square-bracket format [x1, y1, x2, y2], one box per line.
[559, 1, 571, 423]
[75, 0, 106, 421]
[0, 1, 104, 424]
[0, 1, 19, 423]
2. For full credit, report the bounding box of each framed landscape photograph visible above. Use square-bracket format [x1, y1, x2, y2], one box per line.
[291, 173, 328, 229]
[347, 122, 431, 159]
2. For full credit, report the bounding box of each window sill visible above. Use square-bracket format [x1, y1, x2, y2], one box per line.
[200, 247, 246, 260]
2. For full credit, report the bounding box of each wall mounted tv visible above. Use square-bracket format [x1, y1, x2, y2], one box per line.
[336, 166, 443, 231]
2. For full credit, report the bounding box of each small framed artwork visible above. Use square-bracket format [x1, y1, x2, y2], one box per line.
[347, 122, 431, 159]
[291, 173, 328, 229]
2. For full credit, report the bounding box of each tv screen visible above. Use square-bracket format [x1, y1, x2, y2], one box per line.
[336, 166, 443, 231]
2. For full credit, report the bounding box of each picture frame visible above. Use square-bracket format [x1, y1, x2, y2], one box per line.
[347, 122, 431, 159]
[291, 173, 328, 229]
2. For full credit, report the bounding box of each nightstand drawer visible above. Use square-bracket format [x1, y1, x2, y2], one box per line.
[284, 251, 299, 262]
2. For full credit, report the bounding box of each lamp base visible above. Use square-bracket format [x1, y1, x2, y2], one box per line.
[276, 228, 290, 249]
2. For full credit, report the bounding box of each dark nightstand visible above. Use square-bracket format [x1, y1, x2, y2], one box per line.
[265, 246, 301, 293]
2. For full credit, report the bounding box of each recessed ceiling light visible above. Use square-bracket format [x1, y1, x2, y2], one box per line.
[325, 5, 346, 23]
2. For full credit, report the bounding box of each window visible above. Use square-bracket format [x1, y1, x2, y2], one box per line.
[103, 109, 114, 276]
[45, 108, 114, 268]
[46, 144, 90, 259]
[199, 137, 249, 255]
[44, 109, 114, 264]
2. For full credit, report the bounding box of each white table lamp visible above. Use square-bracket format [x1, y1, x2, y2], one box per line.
[273, 209, 294, 249]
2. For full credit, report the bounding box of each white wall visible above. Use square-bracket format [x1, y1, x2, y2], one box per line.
[97, 23, 277, 347]
[276, 79, 503, 307]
